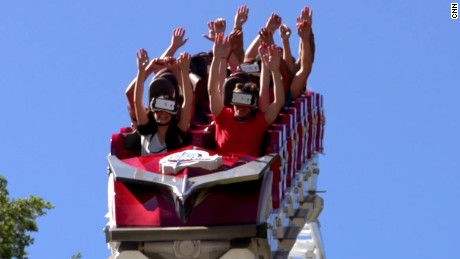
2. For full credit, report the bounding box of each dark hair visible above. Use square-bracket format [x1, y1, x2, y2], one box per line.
[190, 52, 212, 80]
[148, 78, 176, 102]
[234, 82, 259, 95]
[223, 74, 246, 107]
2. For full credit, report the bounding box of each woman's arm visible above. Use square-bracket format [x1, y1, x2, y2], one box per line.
[177, 52, 194, 132]
[258, 43, 270, 112]
[126, 57, 167, 116]
[134, 49, 150, 126]
[161, 27, 188, 59]
[264, 45, 285, 124]
[208, 33, 230, 117]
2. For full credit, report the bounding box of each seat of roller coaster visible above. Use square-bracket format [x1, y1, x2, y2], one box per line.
[190, 121, 216, 149]
[111, 128, 141, 159]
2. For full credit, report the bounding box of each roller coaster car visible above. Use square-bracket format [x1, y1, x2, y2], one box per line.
[106, 140, 282, 258]
[105, 91, 326, 259]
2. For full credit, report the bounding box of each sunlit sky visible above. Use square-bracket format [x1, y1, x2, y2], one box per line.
[1, 1, 459, 258]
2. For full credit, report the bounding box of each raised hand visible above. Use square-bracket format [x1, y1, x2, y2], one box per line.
[171, 27, 188, 49]
[213, 32, 230, 59]
[297, 17, 312, 39]
[177, 52, 191, 71]
[259, 28, 274, 45]
[266, 45, 282, 72]
[203, 18, 226, 42]
[301, 6, 313, 24]
[137, 48, 149, 71]
[280, 24, 291, 40]
[265, 13, 282, 33]
[258, 42, 269, 65]
[229, 29, 243, 51]
[214, 18, 226, 34]
[234, 5, 249, 30]
[203, 21, 216, 42]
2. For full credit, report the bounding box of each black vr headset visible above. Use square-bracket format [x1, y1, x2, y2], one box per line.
[149, 97, 179, 114]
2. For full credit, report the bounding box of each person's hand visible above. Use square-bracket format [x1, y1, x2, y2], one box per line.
[280, 24, 291, 40]
[213, 32, 230, 59]
[265, 13, 282, 33]
[234, 5, 249, 30]
[229, 29, 243, 51]
[214, 18, 226, 34]
[297, 17, 312, 40]
[264, 44, 281, 72]
[203, 18, 226, 42]
[259, 28, 274, 45]
[145, 57, 164, 72]
[301, 6, 313, 24]
[137, 48, 149, 71]
[153, 56, 175, 66]
[177, 52, 191, 71]
[171, 27, 188, 49]
[202, 21, 216, 41]
[258, 42, 269, 67]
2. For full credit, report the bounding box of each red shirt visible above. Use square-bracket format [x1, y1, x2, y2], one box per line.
[214, 107, 269, 157]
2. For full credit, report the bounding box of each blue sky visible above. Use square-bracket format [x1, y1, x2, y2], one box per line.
[1, 0, 459, 258]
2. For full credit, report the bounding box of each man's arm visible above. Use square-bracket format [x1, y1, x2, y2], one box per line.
[280, 24, 295, 74]
[265, 45, 285, 124]
[208, 33, 230, 117]
[258, 43, 270, 113]
[290, 8, 313, 99]
[244, 13, 281, 62]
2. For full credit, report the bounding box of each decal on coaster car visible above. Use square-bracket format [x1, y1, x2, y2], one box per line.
[159, 150, 223, 174]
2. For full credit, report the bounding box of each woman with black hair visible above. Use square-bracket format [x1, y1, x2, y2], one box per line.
[134, 49, 193, 156]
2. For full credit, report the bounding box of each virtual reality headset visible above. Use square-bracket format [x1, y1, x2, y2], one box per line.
[239, 63, 260, 75]
[149, 97, 178, 114]
[230, 92, 258, 107]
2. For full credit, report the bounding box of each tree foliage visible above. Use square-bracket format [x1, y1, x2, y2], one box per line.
[0, 176, 54, 258]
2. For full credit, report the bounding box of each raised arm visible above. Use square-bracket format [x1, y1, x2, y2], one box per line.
[228, 5, 249, 67]
[228, 29, 245, 69]
[233, 5, 249, 31]
[264, 45, 285, 124]
[290, 7, 313, 98]
[177, 52, 193, 132]
[161, 27, 188, 58]
[125, 55, 171, 116]
[280, 24, 295, 74]
[133, 49, 150, 126]
[208, 33, 230, 117]
[244, 13, 281, 62]
[203, 18, 226, 42]
[258, 43, 270, 113]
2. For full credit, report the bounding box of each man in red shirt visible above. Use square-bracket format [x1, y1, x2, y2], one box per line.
[208, 32, 285, 157]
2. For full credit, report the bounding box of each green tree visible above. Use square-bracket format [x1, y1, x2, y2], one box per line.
[0, 175, 54, 258]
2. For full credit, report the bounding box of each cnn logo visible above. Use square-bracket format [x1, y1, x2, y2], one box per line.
[453, 3, 458, 19]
